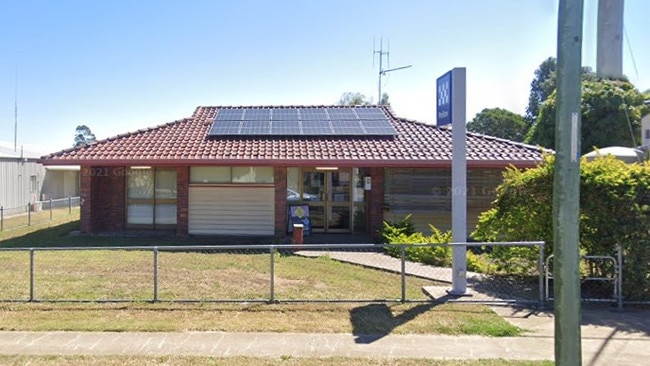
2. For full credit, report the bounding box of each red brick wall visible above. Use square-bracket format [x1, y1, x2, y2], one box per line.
[90, 166, 126, 232]
[274, 167, 288, 238]
[176, 166, 189, 236]
[79, 166, 93, 233]
[367, 167, 385, 240]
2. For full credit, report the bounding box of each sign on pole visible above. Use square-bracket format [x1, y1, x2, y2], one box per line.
[437, 67, 467, 295]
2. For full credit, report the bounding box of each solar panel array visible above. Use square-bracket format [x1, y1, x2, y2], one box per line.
[208, 107, 397, 136]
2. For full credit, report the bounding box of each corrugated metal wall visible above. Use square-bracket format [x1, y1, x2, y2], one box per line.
[188, 186, 275, 235]
[0, 158, 46, 212]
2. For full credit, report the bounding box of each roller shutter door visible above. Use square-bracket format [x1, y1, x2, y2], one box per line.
[189, 187, 275, 235]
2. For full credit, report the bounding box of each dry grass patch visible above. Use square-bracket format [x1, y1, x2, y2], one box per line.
[0, 356, 553, 366]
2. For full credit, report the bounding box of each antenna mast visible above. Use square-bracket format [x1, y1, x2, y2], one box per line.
[373, 38, 412, 104]
[14, 66, 18, 152]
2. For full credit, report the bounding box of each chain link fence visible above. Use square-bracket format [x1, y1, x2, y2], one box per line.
[0, 196, 80, 231]
[0, 242, 546, 305]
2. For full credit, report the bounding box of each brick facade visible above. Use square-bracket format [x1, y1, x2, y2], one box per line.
[176, 166, 189, 236]
[79, 166, 126, 233]
[274, 167, 288, 238]
[367, 167, 385, 240]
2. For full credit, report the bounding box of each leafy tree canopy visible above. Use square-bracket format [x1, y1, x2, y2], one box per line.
[467, 108, 528, 142]
[73, 125, 96, 147]
[525, 79, 649, 153]
[525, 57, 596, 125]
[337, 92, 391, 106]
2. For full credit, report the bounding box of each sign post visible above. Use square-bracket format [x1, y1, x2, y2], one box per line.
[437, 67, 467, 295]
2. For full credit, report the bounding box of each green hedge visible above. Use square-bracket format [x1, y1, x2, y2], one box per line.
[472, 155, 650, 300]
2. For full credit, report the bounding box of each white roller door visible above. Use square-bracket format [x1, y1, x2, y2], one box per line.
[189, 186, 275, 235]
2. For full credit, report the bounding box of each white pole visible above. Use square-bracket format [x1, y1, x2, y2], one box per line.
[596, 0, 624, 79]
[450, 67, 467, 295]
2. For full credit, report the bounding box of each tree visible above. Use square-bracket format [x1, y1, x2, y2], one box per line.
[526, 79, 649, 153]
[337, 92, 390, 106]
[525, 57, 557, 125]
[337, 92, 372, 106]
[525, 57, 597, 125]
[467, 108, 528, 142]
[74, 125, 96, 147]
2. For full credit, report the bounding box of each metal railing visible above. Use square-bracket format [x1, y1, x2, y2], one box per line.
[0, 242, 546, 305]
[545, 244, 624, 308]
[0, 196, 80, 231]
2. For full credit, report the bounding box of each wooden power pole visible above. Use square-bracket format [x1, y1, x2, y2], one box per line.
[554, 0, 584, 364]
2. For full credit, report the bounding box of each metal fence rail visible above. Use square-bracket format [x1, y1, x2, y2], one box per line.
[0, 196, 80, 231]
[0, 242, 546, 305]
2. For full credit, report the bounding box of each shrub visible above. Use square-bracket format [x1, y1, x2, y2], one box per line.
[381, 216, 489, 272]
[472, 155, 650, 299]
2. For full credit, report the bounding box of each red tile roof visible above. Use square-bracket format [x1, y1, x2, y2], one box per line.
[40, 105, 544, 168]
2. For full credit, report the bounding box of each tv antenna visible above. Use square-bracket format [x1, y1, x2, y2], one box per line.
[14, 66, 18, 152]
[373, 37, 412, 104]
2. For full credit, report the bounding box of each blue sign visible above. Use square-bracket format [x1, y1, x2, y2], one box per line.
[436, 71, 452, 126]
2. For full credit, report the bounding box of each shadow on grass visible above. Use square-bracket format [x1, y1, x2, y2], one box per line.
[0, 221, 278, 248]
[349, 301, 443, 344]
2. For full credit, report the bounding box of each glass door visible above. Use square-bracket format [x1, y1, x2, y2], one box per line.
[301, 169, 352, 233]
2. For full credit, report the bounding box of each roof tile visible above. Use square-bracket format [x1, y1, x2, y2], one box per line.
[41, 105, 545, 167]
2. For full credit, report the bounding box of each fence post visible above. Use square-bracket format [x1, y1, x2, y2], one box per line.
[49, 198, 53, 220]
[269, 246, 275, 303]
[28, 203, 32, 226]
[153, 247, 159, 302]
[538, 242, 545, 308]
[400, 244, 406, 303]
[0, 206, 3, 231]
[29, 249, 35, 302]
[68, 196, 72, 214]
[616, 244, 623, 309]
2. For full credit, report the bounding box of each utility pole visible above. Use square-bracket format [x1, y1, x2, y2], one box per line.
[596, 0, 624, 79]
[554, 0, 583, 365]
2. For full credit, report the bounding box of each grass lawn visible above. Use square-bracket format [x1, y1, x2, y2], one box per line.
[0, 221, 523, 338]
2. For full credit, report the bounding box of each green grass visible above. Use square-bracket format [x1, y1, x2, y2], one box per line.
[0, 356, 554, 366]
[0, 221, 523, 337]
[0, 208, 80, 242]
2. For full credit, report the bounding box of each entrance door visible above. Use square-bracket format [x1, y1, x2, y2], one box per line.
[302, 169, 352, 233]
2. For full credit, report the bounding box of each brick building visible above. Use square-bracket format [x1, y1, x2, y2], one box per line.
[40, 105, 544, 240]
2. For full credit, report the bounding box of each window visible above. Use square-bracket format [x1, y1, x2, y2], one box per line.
[126, 167, 177, 228]
[30, 175, 38, 193]
[645, 129, 650, 140]
[190, 167, 274, 184]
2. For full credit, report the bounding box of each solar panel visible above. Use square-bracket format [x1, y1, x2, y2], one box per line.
[240, 121, 271, 134]
[355, 108, 387, 120]
[299, 108, 328, 120]
[215, 109, 244, 121]
[243, 108, 271, 121]
[209, 107, 396, 136]
[302, 120, 334, 135]
[331, 120, 365, 135]
[271, 121, 301, 135]
[327, 107, 356, 120]
[271, 109, 299, 121]
[209, 120, 241, 135]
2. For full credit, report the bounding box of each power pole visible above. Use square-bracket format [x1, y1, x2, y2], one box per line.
[596, 0, 624, 79]
[554, 0, 583, 365]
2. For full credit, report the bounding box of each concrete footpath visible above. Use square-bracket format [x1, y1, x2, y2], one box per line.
[1, 306, 649, 365]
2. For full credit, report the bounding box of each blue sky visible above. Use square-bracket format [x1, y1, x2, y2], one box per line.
[1, 0, 648, 155]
